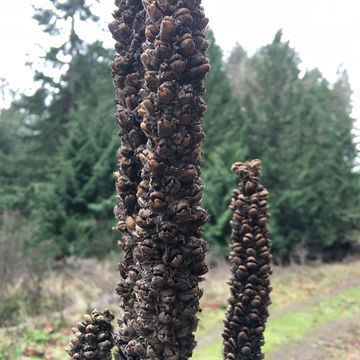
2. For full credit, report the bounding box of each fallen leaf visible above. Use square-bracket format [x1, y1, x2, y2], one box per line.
[42, 321, 54, 334]
[204, 299, 221, 309]
[23, 347, 45, 357]
[62, 327, 71, 335]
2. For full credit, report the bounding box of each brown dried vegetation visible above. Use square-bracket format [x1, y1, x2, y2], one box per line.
[109, 0, 210, 359]
[66, 309, 115, 360]
[222, 160, 272, 360]
[68, 2, 272, 360]
[109, 0, 148, 356]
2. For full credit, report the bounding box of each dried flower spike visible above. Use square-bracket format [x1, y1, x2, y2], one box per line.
[223, 160, 272, 360]
[109, 0, 147, 356]
[110, 0, 210, 358]
[66, 309, 115, 360]
[120, 0, 211, 358]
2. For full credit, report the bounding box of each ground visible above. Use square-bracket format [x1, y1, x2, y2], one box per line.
[192, 259, 360, 360]
[1, 258, 359, 360]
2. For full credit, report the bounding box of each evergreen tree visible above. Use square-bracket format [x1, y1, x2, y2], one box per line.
[202, 29, 243, 155]
[234, 31, 360, 260]
[225, 42, 251, 99]
[0, 106, 31, 210]
[18, 0, 100, 185]
[33, 43, 118, 258]
[202, 143, 246, 253]
[32, 0, 100, 99]
[201, 30, 246, 251]
[11, 1, 119, 258]
[289, 68, 360, 259]
[240, 30, 302, 258]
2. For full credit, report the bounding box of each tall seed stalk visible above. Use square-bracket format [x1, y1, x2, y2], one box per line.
[223, 160, 272, 360]
[108, 0, 148, 357]
[67, 0, 210, 358]
[66, 309, 115, 360]
[123, 0, 210, 358]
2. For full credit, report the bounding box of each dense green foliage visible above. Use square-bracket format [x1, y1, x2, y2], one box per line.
[1, 0, 118, 258]
[32, 43, 119, 258]
[201, 30, 246, 253]
[224, 30, 360, 261]
[0, 0, 358, 262]
[0, 107, 31, 209]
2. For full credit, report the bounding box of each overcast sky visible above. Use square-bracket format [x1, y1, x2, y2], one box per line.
[1, 0, 359, 128]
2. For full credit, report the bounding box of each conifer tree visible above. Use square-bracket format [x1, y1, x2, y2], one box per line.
[10, 1, 120, 258]
[0, 106, 31, 210]
[287, 68, 360, 259]
[233, 31, 360, 259]
[202, 29, 242, 155]
[19, 0, 101, 183]
[236, 31, 304, 258]
[202, 143, 246, 252]
[34, 43, 118, 258]
[201, 29, 246, 251]
[225, 42, 251, 100]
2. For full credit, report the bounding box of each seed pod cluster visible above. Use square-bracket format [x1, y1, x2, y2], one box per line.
[129, 1, 210, 359]
[223, 160, 272, 360]
[109, 0, 210, 358]
[108, 0, 147, 354]
[66, 309, 115, 360]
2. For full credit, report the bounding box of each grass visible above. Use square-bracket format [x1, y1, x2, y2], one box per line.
[269, 262, 360, 310]
[24, 329, 51, 343]
[1, 259, 359, 360]
[197, 308, 225, 333]
[264, 284, 360, 352]
[192, 341, 222, 360]
[191, 263, 360, 360]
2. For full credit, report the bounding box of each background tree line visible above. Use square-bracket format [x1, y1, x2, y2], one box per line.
[1, 1, 359, 265]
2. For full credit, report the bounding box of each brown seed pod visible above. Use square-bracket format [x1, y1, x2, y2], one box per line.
[117, 0, 211, 358]
[181, 35, 196, 56]
[157, 82, 175, 104]
[158, 119, 174, 137]
[110, 0, 148, 357]
[160, 17, 176, 41]
[66, 309, 114, 360]
[223, 160, 272, 360]
[110, 0, 210, 359]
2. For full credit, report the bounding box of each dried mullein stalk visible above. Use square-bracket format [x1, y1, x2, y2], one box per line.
[119, 0, 211, 359]
[109, 0, 210, 358]
[66, 309, 115, 360]
[108, 0, 147, 355]
[223, 160, 272, 360]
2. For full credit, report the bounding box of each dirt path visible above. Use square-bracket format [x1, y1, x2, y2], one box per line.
[270, 273, 360, 319]
[266, 316, 360, 360]
[195, 273, 360, 352]
[265, 273, 360, 360]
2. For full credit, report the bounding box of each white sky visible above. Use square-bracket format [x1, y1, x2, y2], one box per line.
[0, 0, 360, 132]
